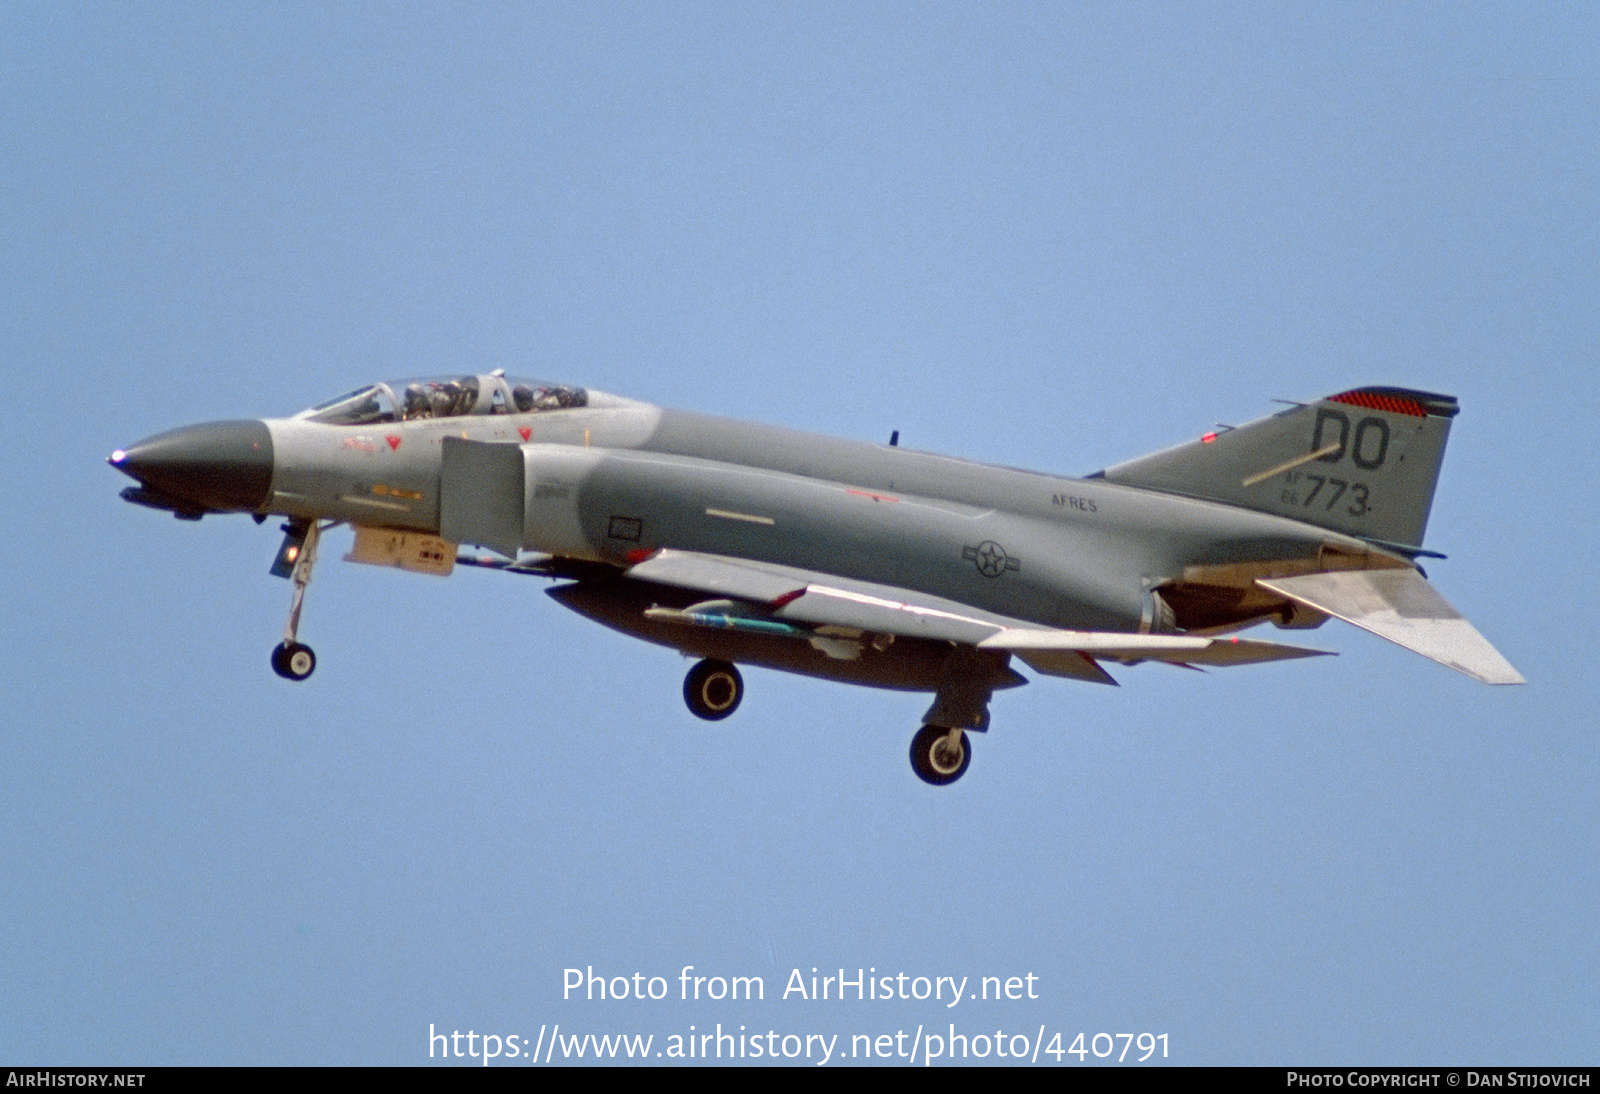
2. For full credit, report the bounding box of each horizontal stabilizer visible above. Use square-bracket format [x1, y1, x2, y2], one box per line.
[1257, 570, 1524, 685]
[979, 629, 1331, 668]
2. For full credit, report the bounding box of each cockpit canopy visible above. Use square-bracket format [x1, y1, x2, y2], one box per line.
[302, 373, 588, 426]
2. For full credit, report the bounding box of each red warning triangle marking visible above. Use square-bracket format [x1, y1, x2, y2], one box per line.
[518, 426, 531, 441]
[386, 435, 401, 450]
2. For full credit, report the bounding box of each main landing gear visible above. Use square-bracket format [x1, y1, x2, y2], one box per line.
[908, 653, 994, 785]
[674, 651, 988, 785]
[909, 724, 971, 786]
[683, 659, 743, 720]
[271, 520, 322, 681]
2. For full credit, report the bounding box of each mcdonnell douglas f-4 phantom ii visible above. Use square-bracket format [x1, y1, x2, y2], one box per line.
[109, 376, 1522, 785]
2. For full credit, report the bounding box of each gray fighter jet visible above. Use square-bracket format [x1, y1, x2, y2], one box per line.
[109, 376, 1522, 784]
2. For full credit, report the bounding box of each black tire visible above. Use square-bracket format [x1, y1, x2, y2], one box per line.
[683, 659, 743, 721]
[271, 641, 316, 681]
[909, 724, 970, 785]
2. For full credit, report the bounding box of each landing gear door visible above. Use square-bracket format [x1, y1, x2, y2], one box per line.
[439, 437, 525, 558]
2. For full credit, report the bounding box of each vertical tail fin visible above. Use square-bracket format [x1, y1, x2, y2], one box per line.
[1094, 387, 1458, 552]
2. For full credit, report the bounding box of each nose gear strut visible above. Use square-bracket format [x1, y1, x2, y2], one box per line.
[269, 520, 327, 680]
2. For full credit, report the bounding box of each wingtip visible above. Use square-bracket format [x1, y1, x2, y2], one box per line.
[1474, 667, 1527, 686]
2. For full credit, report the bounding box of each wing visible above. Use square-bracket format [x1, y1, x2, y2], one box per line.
[621, 548, 1331, 684]
[1257, 569, 1524, 684]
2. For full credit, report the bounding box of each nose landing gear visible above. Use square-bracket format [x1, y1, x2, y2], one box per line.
[270, 520, 322, 681]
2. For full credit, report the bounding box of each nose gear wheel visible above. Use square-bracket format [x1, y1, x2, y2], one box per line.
[271, 641, 316, 681]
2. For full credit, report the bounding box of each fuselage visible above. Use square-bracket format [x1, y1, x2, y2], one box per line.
[114, 377, 1380, 638]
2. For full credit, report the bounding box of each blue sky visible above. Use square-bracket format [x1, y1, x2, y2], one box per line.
[3, 2, 1595, 1065]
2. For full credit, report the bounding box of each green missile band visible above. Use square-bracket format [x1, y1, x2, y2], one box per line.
[643, 607, 809, 638]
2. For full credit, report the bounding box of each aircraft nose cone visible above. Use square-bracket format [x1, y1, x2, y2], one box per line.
[110, 420, 274, 513]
